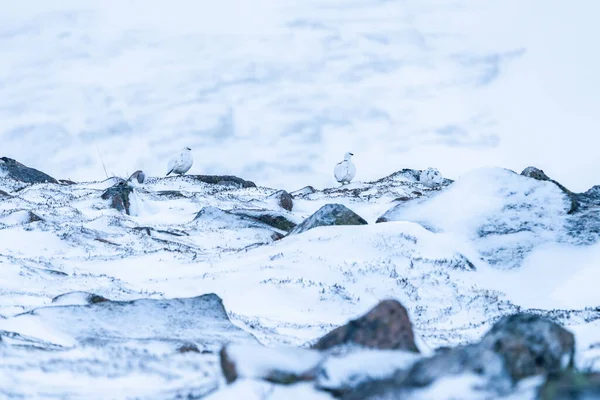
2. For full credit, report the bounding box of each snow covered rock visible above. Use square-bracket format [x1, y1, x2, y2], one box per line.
[479, 313, 575, 382]
[51, 291, 109, 306]
[0, 210, 43, 225]
[187, 174, 256, 188]
[376, 167, 573, 268]
[291, 185, 317, 197]
[0, 157, 58, 184]
[419, 168, 444, 188]
[101, 180, 133, 215]
[539, 371, 600, 400]
[220, 344, 324, 384]
[268, 190, 294, 211]
[289, 204, 367, 235]
[230, 209, 298, 232]
[0, 189, 10, 197]
[312, 300, 419, 353]
[0, 293, 257, 351]
[521, 166, 579, 213]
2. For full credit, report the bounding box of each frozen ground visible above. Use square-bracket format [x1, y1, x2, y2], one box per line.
[1, 0, 600, 190]
[0, 167, 599, 399]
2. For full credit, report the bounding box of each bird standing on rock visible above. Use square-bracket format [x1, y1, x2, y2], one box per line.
[166, 147, 193, 176]
[334, 152, 356, 185]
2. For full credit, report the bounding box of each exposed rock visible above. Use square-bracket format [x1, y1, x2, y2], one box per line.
[188, 175, 256, 188]
[101, 181, 133, 215]
[0, 189, 10, 197]
[178, 344, 201, 354]
[291, 185, 317, 197]
[539, 371, 600, 400]
[404, 344, 510, 389]
[128, 170, 146, 184]
[230, 209, 297, 232]
[479, 313, 575, 382]
[7, 294, 257, 351]
[0, 157, 58, 184]
[156, 190, 186, 198]
[59, 179, 77, 185]
[312, 300, 419, 353]
[419, 167, 444, 188]
[521, 166, 579, 214]
[269, 190, 294, 211]
[52, 291, 110, 306]
[289, 204, 367, 235]
[220, 344, 324, 385]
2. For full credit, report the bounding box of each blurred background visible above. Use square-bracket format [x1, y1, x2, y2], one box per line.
[1, 0, 598, 191]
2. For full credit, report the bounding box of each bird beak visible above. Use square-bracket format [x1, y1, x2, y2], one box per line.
[350, 153, 354, 156]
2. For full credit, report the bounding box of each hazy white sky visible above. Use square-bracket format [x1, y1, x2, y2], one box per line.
[0, 0, 599, 191]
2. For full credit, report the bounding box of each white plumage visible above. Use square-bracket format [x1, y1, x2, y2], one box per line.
[334, 152, 356, 185]
[166, 147, 193, 176]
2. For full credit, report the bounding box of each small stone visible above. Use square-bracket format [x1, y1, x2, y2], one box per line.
[269, 190, 294, 211]
[128, 170, 146, 184]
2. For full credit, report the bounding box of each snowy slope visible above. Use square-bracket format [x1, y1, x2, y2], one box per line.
[0, 166, 599, 398]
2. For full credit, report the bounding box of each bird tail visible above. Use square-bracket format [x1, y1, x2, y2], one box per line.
[166, 169, 174, 176]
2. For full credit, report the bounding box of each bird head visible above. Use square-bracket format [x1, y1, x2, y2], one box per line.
[344, 152, 354, 160]
[184, 147, 192, 151]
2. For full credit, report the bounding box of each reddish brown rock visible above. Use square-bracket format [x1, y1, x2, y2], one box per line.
[312, 300, 419, 353]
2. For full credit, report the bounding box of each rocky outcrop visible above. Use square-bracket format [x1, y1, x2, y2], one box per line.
[521, 166, 579, 214]
[419, 167, 444, 188]
[230, 209, 297, 232]
[101, 181, 133, 215]
[0, 157, 58, 184]
[479, 313, 575, 381]
[269, 190, 293, 211]
[290, 186, 316, 197]
[188, 175, 256, 188]
[539, 371, 600, 400]
[289, 204, 367, 235]
[312, 300, 420, 353]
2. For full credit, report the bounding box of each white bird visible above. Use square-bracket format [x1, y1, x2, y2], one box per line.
[334, 152, 356, 185]
[166, 147, 193, 176]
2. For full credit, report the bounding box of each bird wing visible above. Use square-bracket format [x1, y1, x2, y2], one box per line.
[334, 161, 349, 182]
[166, 154, 181, 175]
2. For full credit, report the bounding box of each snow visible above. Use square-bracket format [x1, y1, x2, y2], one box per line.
[1, 0, 600, 398]
[224, 344, 324, 380]
[1, 1, 600, 191]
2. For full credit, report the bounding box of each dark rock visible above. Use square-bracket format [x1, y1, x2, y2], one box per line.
[26, 211, 44, 223]
[52, 291, 110, 305]
[156, 190, 186, 198]
[220, 344, 322, 385]
[312, 300, 419, 353]
[539, 371, 600, 400]
[101, 181, 133, 215]
[128, 170, 146, 184]
[178, 344, 201, 354]
[188, 175, 256, 188]
[269, 190, 294, 211]
[289, 204, 368, 235]
[290, 186, 316, 197]
[0, 157, 58, 184]
[479, 313, 575, 382]
[230, 209, 297, 232]
[521, 166, 579, 214]
[59, 179, 77, 185]
[0, 189, 10, 197]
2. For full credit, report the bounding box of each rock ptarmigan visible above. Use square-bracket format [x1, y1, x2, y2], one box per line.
[334, 152, 356, 185]
[166, 147, 193, 176]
